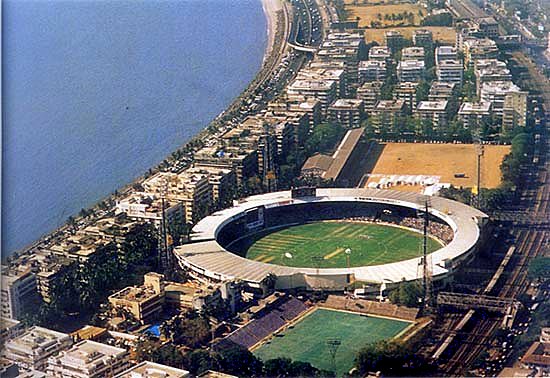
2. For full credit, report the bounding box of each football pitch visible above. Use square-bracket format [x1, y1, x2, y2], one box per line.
[253, 308, 412, 375]
[242, 221, 441, 268]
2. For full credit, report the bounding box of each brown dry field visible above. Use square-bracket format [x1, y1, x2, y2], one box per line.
[346, 4, 424, 27]
[363, 143, 511, 189]
[364, 26, 456, 44]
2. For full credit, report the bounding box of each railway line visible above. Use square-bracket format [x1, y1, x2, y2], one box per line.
[439, 128, 549, 375]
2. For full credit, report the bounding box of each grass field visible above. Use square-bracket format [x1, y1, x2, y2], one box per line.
[346, 4, 424, 27]
[241, 221, 441, 268]
[364, 26, 456, 44]
[362, 142, 511, 190]
[253, 308, 412, 375]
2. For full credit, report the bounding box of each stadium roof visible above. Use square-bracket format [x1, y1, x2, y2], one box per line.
[175, 189, 487, 286]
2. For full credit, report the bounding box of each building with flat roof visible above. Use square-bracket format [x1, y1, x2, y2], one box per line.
[503, 91, 528, 131]
[397, 60, 425, 82]
[115, 192, 184, 228]
[385, 30, 403, 53]
[1, 266, 37, 320]
[401, 47, 425, 61]
[0, 317, 24, 345]
[480, 81, 524, 117]
[194, 146, 258, 188]
[287, 79, 337, 116]
[458, 101, 492, 129]
[357, 81, 381, 113]
[416, 100, 449, 129]
[429, 81, 458, 101]
[435, 46, 458, 65]
[394, 82, 418, 114]
[463, 38, 498, 67]
[358, 60, 387, 83]
[328, 99, 364, 129]
[436, 59, 463, 84]
[474, 17, 499, 39]
[47, 340, 129, 378]
[475, 60, 512, 96]
[4, 326, 73, 371]
[108, 272, 165, 324]
[115, 361, 189, 378]
[370, 100, 406, 132]
[185, 166, 236, 209]
[368, 46, 391, 62]
[296, 67, 347, 98]
[413, 29, 433, 48]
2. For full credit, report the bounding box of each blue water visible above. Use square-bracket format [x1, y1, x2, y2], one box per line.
[2, 0, 266, 255]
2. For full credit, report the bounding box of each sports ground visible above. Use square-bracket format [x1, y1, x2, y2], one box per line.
[242, 221, 441, 268]
[253, 308, 412, 375]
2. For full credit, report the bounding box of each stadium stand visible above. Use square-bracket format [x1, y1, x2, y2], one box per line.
[217, 298, 310, 350]
[322, 295, 419, 321]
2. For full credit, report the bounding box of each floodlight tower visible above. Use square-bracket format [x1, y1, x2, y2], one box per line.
[326, 338, 341, 374]
[422, 197, 434, 313]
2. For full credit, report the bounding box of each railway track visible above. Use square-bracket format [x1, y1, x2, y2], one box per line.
[440, 111, 550, 376]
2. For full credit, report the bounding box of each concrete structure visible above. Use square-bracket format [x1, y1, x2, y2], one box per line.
[401, 47, 425, 61]
[368, 46, 391, 62]
[0, 317, 24, 345]
[429, 81, 458, 102]
[300, 128, 364, 184]
[174, 189, 487, 290]
[4, 326, 72, 371]
[287, 79, 337, 116]
[474, 17, 499, 39]
[463, 38, 498, 67]
[371, 100, 406, 132]
[394, 82, 418, 114]
[436, 59, 464, 84]
[317, 32, 366, 84]
[503, 91, 528, 131]
[328, 99, 364, 129]
[458, 101, 492, 129]
[108, 273, 165, 323]
[357, 81, 381, 113]
[397, 60, 425, 82]
[385, 30, 404, 53]
[416, 100, 449, 129]
[475, 60, 512, 96]
[358, 60, 387, 83]
[435, 46, 458, 65]
[186, 166, 237, 209]
[115, 361, 189, 378]
[47, 340, 129, 378]
[296, 67, 347, 98]
[194, 146, 258, 188]
[480, 81, 525, 119]
[413, 29, 433, 47]
[1, 266, 37, 320]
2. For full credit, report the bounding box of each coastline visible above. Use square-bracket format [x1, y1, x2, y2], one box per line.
[261, 0, 282, 62]
[5, 0, 286, 261]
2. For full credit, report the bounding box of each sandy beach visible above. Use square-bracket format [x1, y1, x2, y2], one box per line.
[261, 0, 283, 62]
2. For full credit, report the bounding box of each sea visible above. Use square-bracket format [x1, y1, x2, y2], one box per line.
[2, 0, 267, 256]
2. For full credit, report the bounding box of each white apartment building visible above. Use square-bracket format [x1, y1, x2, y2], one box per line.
[503, 91, 528, 131]
[327, 99, 364, 129]
[115, 361, 190, 378]
[1, 266, 37, 320]
[358, 60, 387, 82]
[480, 81, 523, 117]
[413, 29, 433, 47]
[287, 79, 337, 116]
[463, 38, 498, 67]
[368, 46, 391, 62]
[435, 46, 458, 65]
[4, 326, 73, 371]
[416, 101, 449, 129]
[47, 340, 129, 378]
[397, 60, 425, 82]
[357, 81, 381, 113]
[401, 47, 425, 61]
[436, 59, 463, 84]
[458, 101, 492, 129]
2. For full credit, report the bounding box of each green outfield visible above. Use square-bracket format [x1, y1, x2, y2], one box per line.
[253, 308, 412, 375]
[242, 221, 441, 268]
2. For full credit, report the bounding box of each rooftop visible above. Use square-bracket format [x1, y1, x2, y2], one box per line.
[329, 99, 364, 109]
[459, 101, 492, 113]
[115, 361, 189, 378]
[56, 340, 127, 365]
[6, 326, 70, 352]
[417, 100, 449, 111]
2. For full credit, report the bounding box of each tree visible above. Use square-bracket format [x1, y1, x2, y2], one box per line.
[219, 345, 263, 377]
[305, 122, 345, 156]
[355, 340, 432, 376]
[389, 279, 422, 307]
[185, 350, 221, 376]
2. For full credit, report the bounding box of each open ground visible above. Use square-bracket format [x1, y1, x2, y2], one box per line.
[253, 307, 412, 375]
[346, 3, 424, 27]
[361, 142, 511, 190]
[364, 26, 456, 44]
[238, 221, 441, 268]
